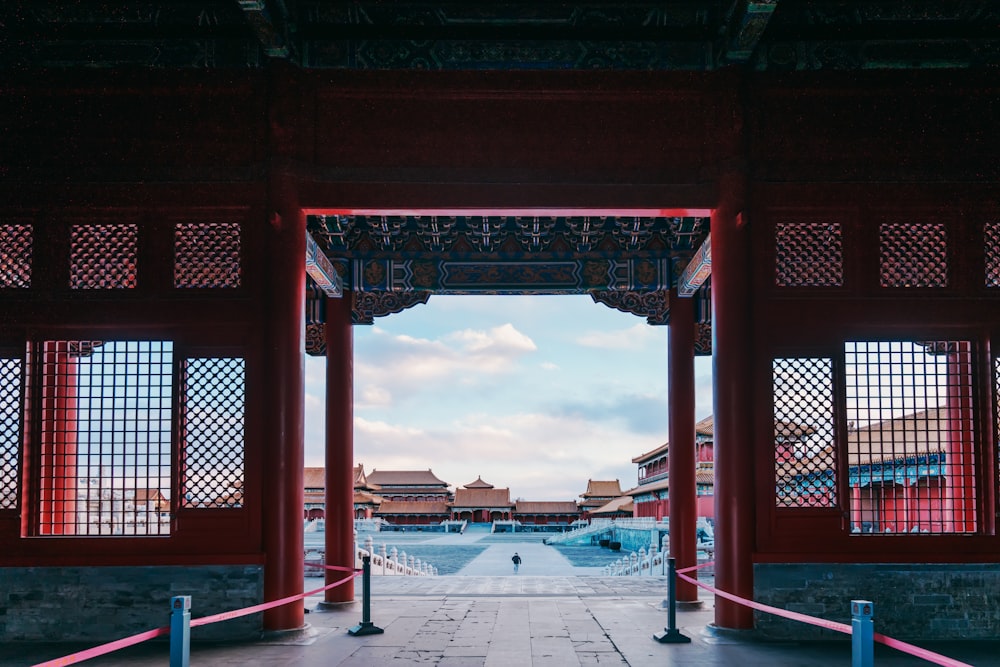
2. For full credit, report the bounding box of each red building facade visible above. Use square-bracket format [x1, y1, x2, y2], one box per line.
[2, 0, 1000, 643]
[629, 416, 715, 520]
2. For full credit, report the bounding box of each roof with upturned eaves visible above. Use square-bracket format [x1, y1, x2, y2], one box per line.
[513, 501, 580, 514]
[581, 479, 623, 499]
[366, 469, 449, 488]
[463, 476, 494, 489]
[452, 488, 512, 508]
[631, 415, 716, 463]
[590, 496, 634, 515]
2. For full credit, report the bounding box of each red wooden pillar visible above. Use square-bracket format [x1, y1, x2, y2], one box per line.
[946, 342, 976, 533]
[668, 286, 698, 604]
[39, 345, 78, 535]
[262, 175, 306, 632]
[851, 485, 863, 532]
[323, 292, 356, 604]
[711, 173, 755, 630]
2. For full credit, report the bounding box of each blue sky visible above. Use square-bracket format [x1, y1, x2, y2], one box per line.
[304, 294, 714, 502]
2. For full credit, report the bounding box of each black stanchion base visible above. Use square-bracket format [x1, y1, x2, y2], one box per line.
[676, 600, 705, 611]
[653, 628, 692, 644]
[348, 621, 385, 636]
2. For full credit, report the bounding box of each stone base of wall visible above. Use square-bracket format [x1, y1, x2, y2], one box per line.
[754, 563, 1000, 641]
[0, 565, 264, 642]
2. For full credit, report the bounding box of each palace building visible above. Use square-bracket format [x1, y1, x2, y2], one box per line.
[4, 0, 999, 644]
[628, 415, 716, 521]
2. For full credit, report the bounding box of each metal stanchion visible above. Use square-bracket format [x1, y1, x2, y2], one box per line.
[169, 595, 192, 667]
[654, 557, 691, 643]
[851, 600, 874, 667]
[349, 555, 384, 636]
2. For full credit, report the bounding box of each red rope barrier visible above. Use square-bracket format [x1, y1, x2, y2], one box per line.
[676, 563, 974, 667]
[31, 564, 363, 667]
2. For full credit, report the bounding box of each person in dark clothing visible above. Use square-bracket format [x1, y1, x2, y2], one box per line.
[512, 552, 521, 573]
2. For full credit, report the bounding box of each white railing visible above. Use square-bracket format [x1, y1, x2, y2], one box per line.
[304, 536, 437, 577]
[603, 537, 715, 577]
[544, 517, 661, 545]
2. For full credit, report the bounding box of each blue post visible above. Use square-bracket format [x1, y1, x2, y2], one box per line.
[170, 595, 191, 667]
[653, 557, 691, 643]
[851, 599, 874, 667]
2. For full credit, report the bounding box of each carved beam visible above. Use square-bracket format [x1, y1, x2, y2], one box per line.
[305, 232, 343, 297]
[677, 234, 711, 297]
[717, 0, 779, 65]
[590, 290, 669, 325]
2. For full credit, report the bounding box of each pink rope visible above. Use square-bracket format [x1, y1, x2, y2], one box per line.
[677, 565, 974, 667]
[32, 564, 362, 667]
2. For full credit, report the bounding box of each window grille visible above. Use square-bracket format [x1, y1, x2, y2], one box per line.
[179, 357, 245, 508]
[879, 222, 948, 288]
[773, 357, 837, 507]
[774, 222, 843, 287]
[0, 224, 32, 288]
[70, 224, 138, 289]
[845, 340, 975, 535]
[0, 356, 23, 510]
[35, 340, 172, 536]
[985, 222, 1000, 288]
[174, 222, 242, 288]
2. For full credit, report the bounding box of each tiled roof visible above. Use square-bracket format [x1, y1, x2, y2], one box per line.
[513, 501, 579, 514]
[632, 415, 717, 463]
[367, 469, 449, 487]
[582, 479, 622, 498]
[590, 496, 634, 515]
[304, 466, 325, 489]
[353, 490, 383, 505]
[375, 501, 451, 515]
[463, 476, 494, 489]
[778, 407, 949, 478]
[694, 414, 714, 436]
[452, 488, 512, 508]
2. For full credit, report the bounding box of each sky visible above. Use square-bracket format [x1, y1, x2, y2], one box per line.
[303, 294, 714, 502]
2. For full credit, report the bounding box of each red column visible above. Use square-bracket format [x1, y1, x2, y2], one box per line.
[39, 345, 78, 535]
[262, 176, 306, 632]
[323, 292, 356, 604]
[711, 174, 755, 630]
[668, 286, 698, 605]
[946, 342, 975, 533]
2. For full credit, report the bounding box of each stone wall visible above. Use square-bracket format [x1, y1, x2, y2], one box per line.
[754, 563, 1000, 640]
[0, 565, 263, 642]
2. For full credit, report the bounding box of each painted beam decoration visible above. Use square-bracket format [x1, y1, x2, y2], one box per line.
[305, 232, 343, 297]
[677, 233, 711, 297]
[304, 214, 710, 329]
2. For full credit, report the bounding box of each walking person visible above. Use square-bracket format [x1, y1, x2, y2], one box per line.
[512, 552, 521, 574]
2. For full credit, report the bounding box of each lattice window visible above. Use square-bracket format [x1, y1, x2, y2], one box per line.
[179, 357, 245, 508]
[845, 340, 975, 535]
[879, 222, 948, 288]
[774, 222, 843, 287]
[174, 222, 242, 288]
[70, 224, 138, 289]
[0, 357, 23, 510]
[35, 341, 173, 536]
[773, 357, 836, 507]
[985, 222, 1000, 288]
[0, 224, 32, 288]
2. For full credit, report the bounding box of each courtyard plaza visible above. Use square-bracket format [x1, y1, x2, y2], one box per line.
[6, 528, 1000, 666]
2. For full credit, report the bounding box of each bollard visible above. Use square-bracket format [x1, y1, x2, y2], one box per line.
[349, 555, 385, 636]
[653, 557, 691, 644]
[169, 595, 192, 667]
[851, 600, 874, 667]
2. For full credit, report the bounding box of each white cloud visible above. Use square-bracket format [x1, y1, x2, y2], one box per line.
[357, 385, 392, 408]
[576, 323, 660, 350]
[540, 362, 559, 371]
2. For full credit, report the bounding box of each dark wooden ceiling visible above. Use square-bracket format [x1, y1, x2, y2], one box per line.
[2, 1, 998, 71]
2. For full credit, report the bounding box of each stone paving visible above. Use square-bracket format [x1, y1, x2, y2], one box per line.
[6, 531, 1000, 666]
